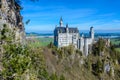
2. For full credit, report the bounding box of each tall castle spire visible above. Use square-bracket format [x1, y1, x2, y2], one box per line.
[90, 26, 94, 39]
[59, 17, 63, 27]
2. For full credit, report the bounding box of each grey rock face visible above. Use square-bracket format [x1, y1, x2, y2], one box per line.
[0, 0, 25, 44]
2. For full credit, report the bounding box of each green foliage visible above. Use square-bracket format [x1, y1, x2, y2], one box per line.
[2, 44, 31, 80]
[51, 45, 75, 60]
[49, 73, 65, 80]
[61, 45, 74, 55]
[110, 45, 117, 60]
[60, 74, 65, 80]
[0, 25, 50, 79]
[1, 24, 15, 43]
[110, 38, 120, 64]
[92, 59, 104, 77]
[29, 47, 49, 79]
[47, 42, 55, 48]
[98, 38, 105, 52]
[92, 38, 105, 56]
[84, 59, 91, 71]
[109, 45, 120, 65]
[114, 69, 120, 79]
[109, 67, 113, 77]
[76, 49, 82, 56]
[1, 43, 51, 80]
[50, 73, 59, 80]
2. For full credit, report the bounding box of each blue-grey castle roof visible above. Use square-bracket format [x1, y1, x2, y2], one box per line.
[55, 27, 79, 33]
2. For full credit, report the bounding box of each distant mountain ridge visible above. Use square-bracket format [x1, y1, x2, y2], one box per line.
[26, 30, 120, 34]
[26, 30, 120, 38]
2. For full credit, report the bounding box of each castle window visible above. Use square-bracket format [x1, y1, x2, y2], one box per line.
[73, 35, 76, 39]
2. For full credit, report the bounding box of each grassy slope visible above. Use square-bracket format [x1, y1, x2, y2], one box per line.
[38, 38, 53, 46]
[27, 37, 53, 47]
[111, 38, 120, 52]
[111, 38, 120, 45]
[115, 48, 120, 52]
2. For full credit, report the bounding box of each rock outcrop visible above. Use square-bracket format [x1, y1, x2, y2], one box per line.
[0, 0, 25, 44]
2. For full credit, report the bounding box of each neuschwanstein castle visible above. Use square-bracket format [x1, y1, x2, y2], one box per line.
[54, 17, 94, 56]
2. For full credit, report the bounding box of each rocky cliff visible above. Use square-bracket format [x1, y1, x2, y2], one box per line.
[0, 0, 25, 44]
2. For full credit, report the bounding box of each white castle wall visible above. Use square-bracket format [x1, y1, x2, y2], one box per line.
[83, 38, 93, 56]
[84, 39, 88, 56]
[79, 37, 84, 53]
[58, 32, 79, 48]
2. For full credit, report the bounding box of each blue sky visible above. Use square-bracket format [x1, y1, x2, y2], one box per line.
[21, 0, 120, 32]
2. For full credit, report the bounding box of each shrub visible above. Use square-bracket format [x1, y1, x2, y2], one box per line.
[92, 59, 104, 77]
[2, 44, 31, 80]
[76, 49, 82, 56]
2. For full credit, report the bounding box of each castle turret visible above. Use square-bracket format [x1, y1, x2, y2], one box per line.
[66, 23, 69, 33]
[79, 37, 84, 53]
[59, 17, 63, 27]
[81, 33, 84, 38]
[84, 38, 88, 56]
[90, 26, 94, 39]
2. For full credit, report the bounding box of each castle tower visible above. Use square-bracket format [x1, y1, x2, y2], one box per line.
[90, 26, 94, 39]
[79, 37, 84, 53]
[59, 17, 63, 27]
[81, 33, 84, 38]
[66, 23, 69, 46]
[84, 38, 88, 56]
[66, 23, 69, 33]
